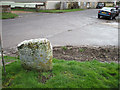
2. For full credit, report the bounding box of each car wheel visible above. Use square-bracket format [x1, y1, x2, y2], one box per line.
[109, 16, 113, 20]
[116, 13, 119, 16]
[113, 16, 116, 20]
[98, 15, 100, 18]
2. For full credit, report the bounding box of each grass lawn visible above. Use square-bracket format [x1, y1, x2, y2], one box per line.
[0, 12, 18, 19]
[12, 8, 84, 13]
[2, 56, 119, 88]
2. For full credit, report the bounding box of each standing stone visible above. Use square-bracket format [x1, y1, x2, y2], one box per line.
[17, 38, 53, 71]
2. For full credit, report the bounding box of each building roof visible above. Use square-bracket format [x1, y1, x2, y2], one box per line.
[0, 0, 47, 3]
[0, 0, 119, 3]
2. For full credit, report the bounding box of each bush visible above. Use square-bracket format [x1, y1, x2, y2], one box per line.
[68, 2, 79, 9]
[55, 3, 61, 10]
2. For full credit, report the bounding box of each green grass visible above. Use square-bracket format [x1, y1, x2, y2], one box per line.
[2, 57, 119, 88]
[61, 46, 67, 51]
[12, 8, 84, 13]
[79, 48, 84, 52]
[0, 12, 18, 19]
[38, 9, 84, 13]
[0, 59, 1, 89]
[12, 8, 36, 12]
[0, 56, 18, 64]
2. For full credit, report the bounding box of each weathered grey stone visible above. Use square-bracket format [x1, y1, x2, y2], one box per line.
[17, 38, 53, 71]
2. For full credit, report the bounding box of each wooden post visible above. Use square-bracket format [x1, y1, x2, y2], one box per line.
[0, 33, 6, 76]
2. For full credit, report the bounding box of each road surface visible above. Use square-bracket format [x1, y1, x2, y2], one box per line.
[2, 9, 118, 49]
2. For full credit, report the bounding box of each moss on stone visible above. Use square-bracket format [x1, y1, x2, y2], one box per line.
[17, 38, 53, 71]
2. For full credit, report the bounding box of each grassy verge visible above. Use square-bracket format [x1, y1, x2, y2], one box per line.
[2, 56, 119, 88]
[0, 13, 18, 19]
[0, 56, 18, 64]
[12, 9, 36, 12]
[0, 58, 1, 89]
[12, 8, 84, 13]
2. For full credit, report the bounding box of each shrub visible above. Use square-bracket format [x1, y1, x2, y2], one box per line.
[55, 3, 61, 10]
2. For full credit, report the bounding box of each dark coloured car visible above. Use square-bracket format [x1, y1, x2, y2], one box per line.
[96, 3, 104, 9]
[118, 8, 120, 14]
[116, 8, 119, 16]
[114, 6, 120, 16]
[98, 7, 118, 20]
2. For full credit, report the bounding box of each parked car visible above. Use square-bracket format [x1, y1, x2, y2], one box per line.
[114, 6, 120, 16]
[96, 3, 104, 9]
[118, 8, 120, 14]
[98, 7, 118, 20]
[116, 8, 119, 16]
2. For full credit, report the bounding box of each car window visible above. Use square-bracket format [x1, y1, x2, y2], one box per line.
[111, 9, 116, 13]
[111, 9, 114, 11]
[101, 7, 114, 12]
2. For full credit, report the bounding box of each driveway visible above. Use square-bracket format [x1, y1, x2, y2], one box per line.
[2, 9, 118, 49]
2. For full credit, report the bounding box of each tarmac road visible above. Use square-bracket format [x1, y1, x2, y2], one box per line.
[2, 9, 118, 49]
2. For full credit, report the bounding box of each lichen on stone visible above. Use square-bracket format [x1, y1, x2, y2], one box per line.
[17, 38, 53, 71]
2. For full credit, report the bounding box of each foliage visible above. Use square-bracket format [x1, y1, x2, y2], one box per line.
[0, 13, 18, 19]
[79, 48, 84, 52]
[2, 56, 119, 88]
[61, 46, 67, 51]
[55, 3, 61, 10]
[68, 2, 79, 9]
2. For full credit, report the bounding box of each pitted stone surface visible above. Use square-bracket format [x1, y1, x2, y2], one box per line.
[17, 38, 53, 71]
